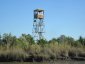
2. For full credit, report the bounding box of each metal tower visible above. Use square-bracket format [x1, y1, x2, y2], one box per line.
[33, 9, 45, 41]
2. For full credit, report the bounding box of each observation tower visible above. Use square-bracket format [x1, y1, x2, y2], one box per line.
[32, 9, 45, 41]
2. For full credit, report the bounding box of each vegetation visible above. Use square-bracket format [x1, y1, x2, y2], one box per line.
[0, 33, 85, 62]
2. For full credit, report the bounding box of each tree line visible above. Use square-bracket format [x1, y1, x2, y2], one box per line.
[0, 33, 85, 62]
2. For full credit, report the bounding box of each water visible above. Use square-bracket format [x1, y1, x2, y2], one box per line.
[0, 61, 85, 64]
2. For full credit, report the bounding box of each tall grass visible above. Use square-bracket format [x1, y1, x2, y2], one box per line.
[0, 34, 85, 61]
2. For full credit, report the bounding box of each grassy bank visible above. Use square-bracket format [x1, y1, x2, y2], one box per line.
[0, 43, 85, 62]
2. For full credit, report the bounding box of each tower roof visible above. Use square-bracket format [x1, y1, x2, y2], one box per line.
[34, 9, 44, 12]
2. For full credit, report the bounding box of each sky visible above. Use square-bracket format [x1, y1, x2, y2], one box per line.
[0, 0, 85, 40]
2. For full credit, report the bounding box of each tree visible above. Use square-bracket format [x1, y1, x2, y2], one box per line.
[78, 36, 85, 46]
[57, 35, 67, 43]
[2, 33, 17, 48]
[37, 39, 47, 45]
[49, 38, 58, 44]
[15, 34, 35, 49]
[21, 34, 35, 45]
[66, 37, 75, 46]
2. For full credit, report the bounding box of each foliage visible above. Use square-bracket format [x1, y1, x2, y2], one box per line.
[0, 33, 85, 61]
[37, 39, 47, 46]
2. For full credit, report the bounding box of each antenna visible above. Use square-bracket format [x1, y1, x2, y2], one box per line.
[32, 9, 45, 41]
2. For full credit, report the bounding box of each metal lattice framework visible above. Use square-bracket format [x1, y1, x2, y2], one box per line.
[32, 9, 45, 41]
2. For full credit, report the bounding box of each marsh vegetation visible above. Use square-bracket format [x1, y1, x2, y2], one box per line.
[0, 33, 85, 62]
